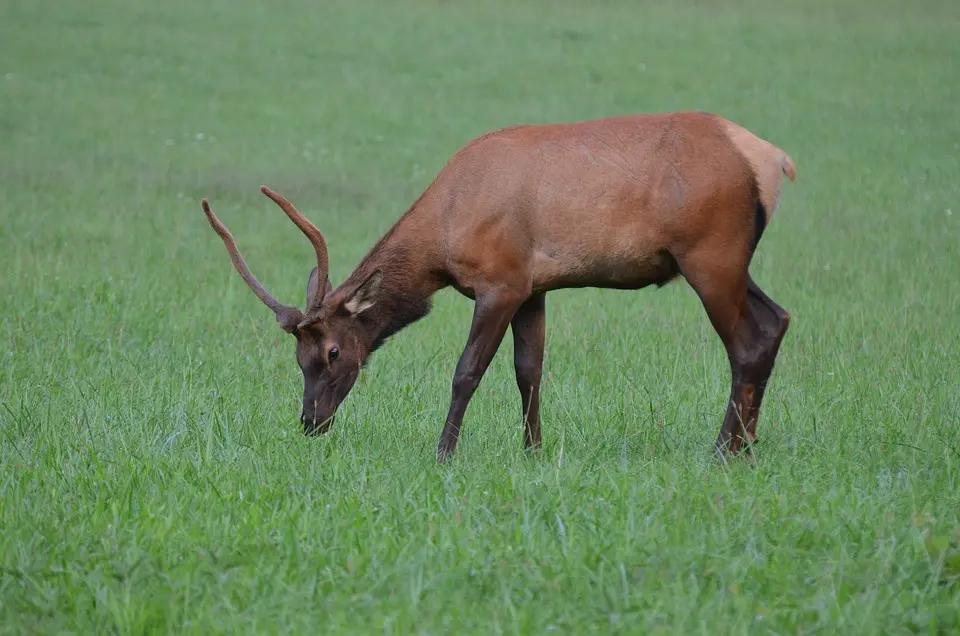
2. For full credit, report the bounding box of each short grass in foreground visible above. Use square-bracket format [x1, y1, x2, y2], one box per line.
[1, 0, 959, 632]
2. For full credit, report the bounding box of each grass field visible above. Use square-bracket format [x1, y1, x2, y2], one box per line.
[2, 0, 960, 632]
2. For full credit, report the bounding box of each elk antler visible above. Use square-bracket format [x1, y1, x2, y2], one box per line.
[259, 186, 330, 311]
[201, 198, 304, 332]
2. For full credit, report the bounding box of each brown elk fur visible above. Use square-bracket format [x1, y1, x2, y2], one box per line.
[201, 110, 795, 462]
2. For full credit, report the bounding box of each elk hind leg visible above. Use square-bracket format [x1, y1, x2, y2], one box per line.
[735, 275, 790, 447]
[681, 256, 789, 457]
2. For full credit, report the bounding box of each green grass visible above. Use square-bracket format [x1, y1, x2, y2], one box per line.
[2, 0, 960, 632]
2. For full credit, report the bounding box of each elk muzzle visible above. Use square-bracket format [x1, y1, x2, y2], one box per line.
[301, 410, 336, 436]
[300, 369, 360, 436]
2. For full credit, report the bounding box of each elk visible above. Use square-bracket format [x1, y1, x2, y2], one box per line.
[201, 110, 796, 462]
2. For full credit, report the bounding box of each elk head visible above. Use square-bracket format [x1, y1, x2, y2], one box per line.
[201, 186, 382, 435]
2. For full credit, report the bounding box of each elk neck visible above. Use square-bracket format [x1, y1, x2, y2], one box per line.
[338, 200, 446, 354]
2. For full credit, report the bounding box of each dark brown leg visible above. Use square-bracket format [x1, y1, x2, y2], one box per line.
[437, 292, 524, 462]
[511, 293, 546, 451]
[679, 234, 790, 458]
[737, 275, 790, 445]
[713, 276, 790, 456]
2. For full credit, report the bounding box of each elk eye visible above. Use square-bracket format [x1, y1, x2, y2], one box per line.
[328, 346, 339, 362]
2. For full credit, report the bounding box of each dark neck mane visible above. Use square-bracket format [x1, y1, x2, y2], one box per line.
[339, 206, 440, 355]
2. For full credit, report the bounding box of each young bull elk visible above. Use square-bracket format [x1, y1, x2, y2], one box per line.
[201, 111, 795, 462]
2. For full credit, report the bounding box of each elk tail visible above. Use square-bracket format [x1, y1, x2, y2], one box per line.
[781, 150, 796, 182]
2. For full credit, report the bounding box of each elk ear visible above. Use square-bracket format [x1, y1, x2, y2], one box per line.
[343, 269, 382, 316]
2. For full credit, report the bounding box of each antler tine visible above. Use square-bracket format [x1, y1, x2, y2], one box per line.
[201, 198, 303, 329]
[259, 185, 329, 309]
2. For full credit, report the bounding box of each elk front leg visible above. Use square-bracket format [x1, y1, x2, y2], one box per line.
[511, 293, 546, 452]
[437, 292, 524, 462]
